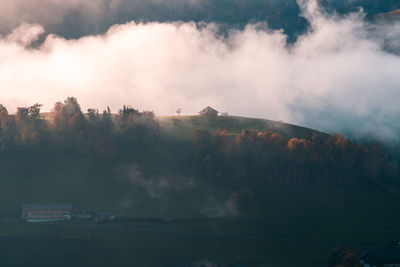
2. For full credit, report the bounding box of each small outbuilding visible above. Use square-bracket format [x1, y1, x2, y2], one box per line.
[199, 106, 218, 116]
[21, 204, 73, 222]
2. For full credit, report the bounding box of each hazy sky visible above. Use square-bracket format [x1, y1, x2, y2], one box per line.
[0, 0, 399, 142]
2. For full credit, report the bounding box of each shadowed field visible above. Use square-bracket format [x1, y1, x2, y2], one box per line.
[0, 116, 398, 266]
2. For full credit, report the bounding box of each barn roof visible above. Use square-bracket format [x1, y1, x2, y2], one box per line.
[199, 106, 218, 115]
[22, 204, 73, 210]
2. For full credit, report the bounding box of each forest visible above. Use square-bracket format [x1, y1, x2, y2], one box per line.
[0, 97, 398, 191]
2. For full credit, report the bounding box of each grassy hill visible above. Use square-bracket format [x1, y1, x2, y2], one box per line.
[41, 112, 330, 139]
[159, 115, 329, 140]
[1, 114, 399, 266]
[0, 115, 329, 218]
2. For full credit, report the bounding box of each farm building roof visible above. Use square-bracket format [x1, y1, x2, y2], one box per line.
[199, 106, 218, 115]
[22, 204, 73, 210]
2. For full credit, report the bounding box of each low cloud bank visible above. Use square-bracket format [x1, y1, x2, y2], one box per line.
[0, 0, 399, 142]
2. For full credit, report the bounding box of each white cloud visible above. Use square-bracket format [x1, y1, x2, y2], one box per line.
[6, 23, 45, 46]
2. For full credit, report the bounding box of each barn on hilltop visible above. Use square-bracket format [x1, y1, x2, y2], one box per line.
[21, 204, 73, 222]
[199, 106, 218, 116]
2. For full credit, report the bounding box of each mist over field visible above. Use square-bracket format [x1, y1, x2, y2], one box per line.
[0, 0, 399, 142]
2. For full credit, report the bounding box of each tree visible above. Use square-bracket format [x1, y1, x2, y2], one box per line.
[115, 106, 159, 150]
[233, 130, 260, 183]
[49, 97, 88, 154]
[192, 128, 219, 178]
[28, 104, 42, 119]
[0, 104, 15, 151]
[87, 108, 99, 122]
[0, 105, 10, 132]
[14, 104, 46, 149]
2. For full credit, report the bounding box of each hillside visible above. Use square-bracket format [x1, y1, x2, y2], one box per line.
[1, 111, 400, 266]
[0, 113, 328, 217]
[374, 9, 400, 21]
[159, 115, 329, 140]
[41, 112, 329, 139]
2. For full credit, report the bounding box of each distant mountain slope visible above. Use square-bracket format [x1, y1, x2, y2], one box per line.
[374, 9, 400, 21]
[320, 0, 400, 17]
[158, 115, 329, 140]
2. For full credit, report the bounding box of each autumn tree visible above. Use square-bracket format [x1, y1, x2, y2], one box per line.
[0, 104, 16, 151]
[49, 97, 88, 154]
[14, 104, 48, 150]
[115, 106, 159, 149]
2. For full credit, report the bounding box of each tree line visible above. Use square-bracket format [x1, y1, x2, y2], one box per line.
[0, 97, 398, 188]
[0, 97, 159, 156]
[192, 128, 399, 187]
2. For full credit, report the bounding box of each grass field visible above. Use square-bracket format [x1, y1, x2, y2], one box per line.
[0, 203, 397, 267]
[0, 220, 334, 267]
[158, 115, 329, 140]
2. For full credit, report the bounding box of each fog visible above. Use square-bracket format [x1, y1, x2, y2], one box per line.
[0, 0, 399, 142]
[118, 163, 195, 199]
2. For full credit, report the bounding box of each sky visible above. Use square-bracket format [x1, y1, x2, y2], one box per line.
[0, 0, 399, 142]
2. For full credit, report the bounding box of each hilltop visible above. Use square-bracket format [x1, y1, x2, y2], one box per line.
[40, 112, 329, 140]
[158, 115, 329, 140]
